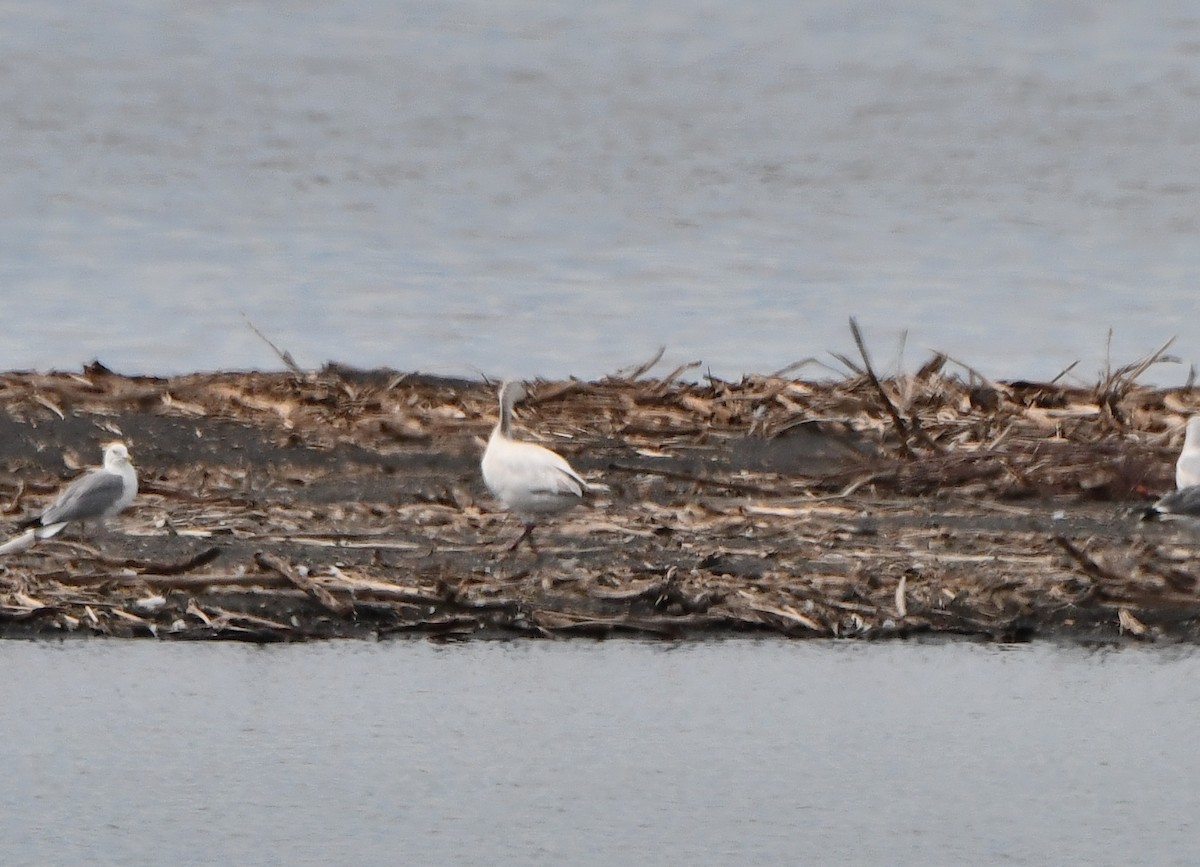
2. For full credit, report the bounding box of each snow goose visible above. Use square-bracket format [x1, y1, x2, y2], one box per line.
[480, 381, 587, 552]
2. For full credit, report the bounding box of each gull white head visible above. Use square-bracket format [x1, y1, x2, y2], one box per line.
[103, 442, 132, 469]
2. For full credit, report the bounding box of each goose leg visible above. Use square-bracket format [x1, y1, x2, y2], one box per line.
[507, 522, 539, 553]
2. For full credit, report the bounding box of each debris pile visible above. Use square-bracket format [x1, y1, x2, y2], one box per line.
[0, 351, 1195, 642]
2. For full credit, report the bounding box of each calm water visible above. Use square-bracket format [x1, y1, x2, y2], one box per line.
[1, 1, 1199, 383]
[2, 639, 1198, 866]
[4, 8, 1200, 861]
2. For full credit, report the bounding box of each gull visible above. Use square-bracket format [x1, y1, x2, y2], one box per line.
[481, 381, 588, 552]
[1142, 485, 1200, 522]
[0, 442, 138, 555]
[1176, 416, 1200, 489]
[1140, 417, 1200, 522]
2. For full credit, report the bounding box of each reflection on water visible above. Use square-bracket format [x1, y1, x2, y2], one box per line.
[0, 2, 1199, 382]
[1, 639, 1198, 866]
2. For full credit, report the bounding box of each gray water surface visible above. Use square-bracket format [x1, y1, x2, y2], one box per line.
[2, 1, 1199, 382]
[3, 639, 1198, 866]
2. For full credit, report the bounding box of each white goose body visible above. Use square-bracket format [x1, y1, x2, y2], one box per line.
[481, 381, 587, 551]
[1177, 417, 1200, 489]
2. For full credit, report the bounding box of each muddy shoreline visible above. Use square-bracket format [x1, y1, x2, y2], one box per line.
[0, 360, 1196, 643]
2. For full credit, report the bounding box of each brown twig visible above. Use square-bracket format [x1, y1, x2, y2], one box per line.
[132, 546, 222, 575]
[1052, 536, 1129, 585]
[254, 551, 353, 616]
[606, 461, 793, 497]
[848, 317, 916, 458]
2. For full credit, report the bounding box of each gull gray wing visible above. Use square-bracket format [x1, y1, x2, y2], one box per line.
[1144, 484, 1200, 520]
[40, 470, 127, 525]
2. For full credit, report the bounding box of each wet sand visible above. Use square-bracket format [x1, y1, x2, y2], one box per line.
[0, 359, 1195, 643]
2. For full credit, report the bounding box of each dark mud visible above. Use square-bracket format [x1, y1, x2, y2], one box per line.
[0, 363, 1194, 643]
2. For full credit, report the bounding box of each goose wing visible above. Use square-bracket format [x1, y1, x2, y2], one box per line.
[513, 443, 586, 497]
[543, 462, 587, 497]
[485, 439, 585, 497]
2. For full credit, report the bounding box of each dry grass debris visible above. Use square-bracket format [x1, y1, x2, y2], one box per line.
[0, 353, 1195, 642]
